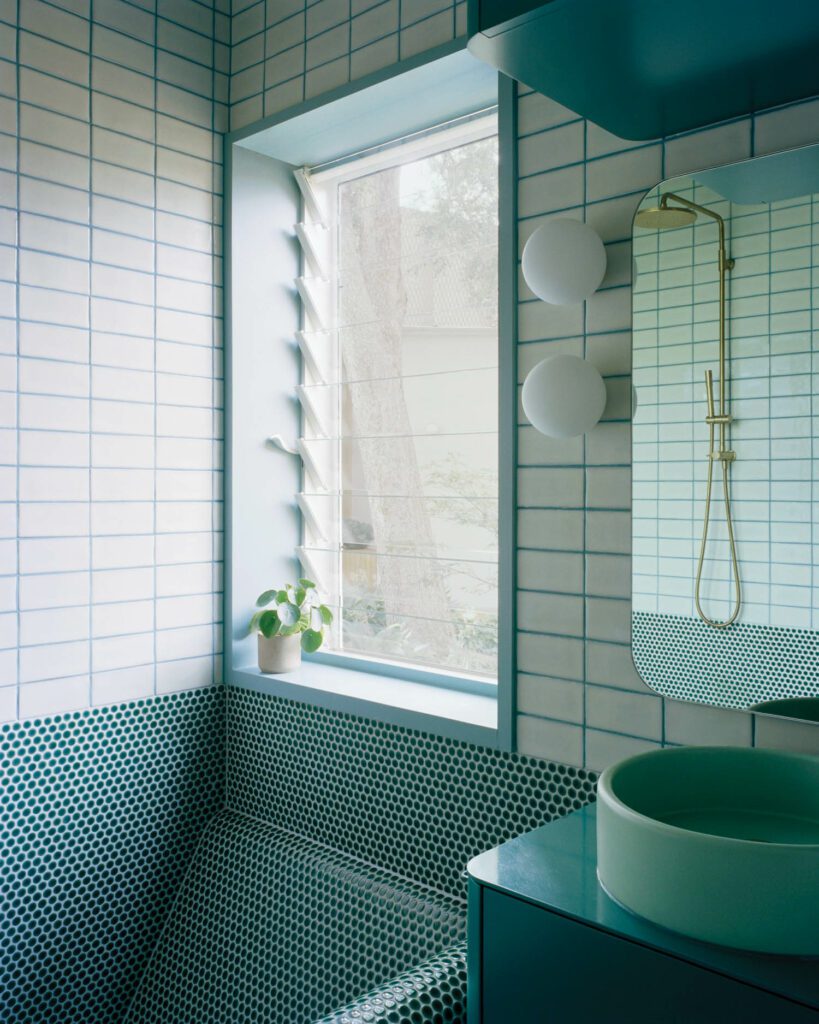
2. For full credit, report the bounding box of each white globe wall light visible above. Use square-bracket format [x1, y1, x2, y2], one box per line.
[522, 354, 607, 439]
[521, 218, 608, 437]
[522, 218, 607, 305]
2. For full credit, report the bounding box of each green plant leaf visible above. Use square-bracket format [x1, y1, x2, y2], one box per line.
[275, 589, 288, 604]
[294, 587, 306, 607]
[258, 609, 280, 638]
[301, 628, 323, 653]
[277, 601, 300, 627]
[299, 578, 316, 589]
[256, 589, 277, 607]
[319, 605, 333, 625]
[247, 610, 263, 636]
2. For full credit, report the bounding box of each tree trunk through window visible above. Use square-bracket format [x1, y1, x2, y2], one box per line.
[340, 167, 457, 662]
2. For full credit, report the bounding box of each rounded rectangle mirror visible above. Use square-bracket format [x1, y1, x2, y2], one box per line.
[631, 143, 819, 724]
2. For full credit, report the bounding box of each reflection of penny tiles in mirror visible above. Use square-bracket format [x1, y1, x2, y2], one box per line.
[632, 180, 819, 630]
[633, 611, 819, 707]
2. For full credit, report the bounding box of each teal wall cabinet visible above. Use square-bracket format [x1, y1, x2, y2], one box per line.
[467, 809, 819, 1023]
[467, 0, 819, 140]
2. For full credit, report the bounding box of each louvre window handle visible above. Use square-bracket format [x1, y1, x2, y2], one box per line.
[267, 434, 298, 455]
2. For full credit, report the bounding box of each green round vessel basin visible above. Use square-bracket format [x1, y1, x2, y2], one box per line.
[596, 747, 819, 955]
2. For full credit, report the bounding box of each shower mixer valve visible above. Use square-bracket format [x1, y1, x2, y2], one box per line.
[703, 370, 735, 461]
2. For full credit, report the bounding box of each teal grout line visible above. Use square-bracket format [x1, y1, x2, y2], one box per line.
[213, 0, 221, 696]
[581, 113, 588, 765]
[87, 0, 93, 707]
[151, 0, 158, 701]
[13, 0, 20, 718]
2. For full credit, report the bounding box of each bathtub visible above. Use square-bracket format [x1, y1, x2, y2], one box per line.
[125, 810, 467, 1023]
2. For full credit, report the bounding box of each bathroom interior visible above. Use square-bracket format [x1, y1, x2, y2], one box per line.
[2, 1, 819, 1022]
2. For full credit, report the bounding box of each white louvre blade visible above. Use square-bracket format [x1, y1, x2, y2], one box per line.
[266, 436, 330, 492]
[295, 222, 329, 279]
[293, 167, 325, 226]
[296, 546, 324, 591]
[296, 331, 333, 385]
[295, 384, 331, 437]
[297, 439, 327, 491]
[295, 277, 327, 331]
[295, 330, 330, 385]
[296, 493, 326, 542]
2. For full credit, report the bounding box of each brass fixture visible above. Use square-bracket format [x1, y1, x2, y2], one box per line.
[636, 192, 741, 629]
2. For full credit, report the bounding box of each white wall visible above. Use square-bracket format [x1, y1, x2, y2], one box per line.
[0, 0, 228, 721]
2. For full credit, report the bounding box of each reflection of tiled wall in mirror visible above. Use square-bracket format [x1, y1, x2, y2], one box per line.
[633, 179, 817, 630]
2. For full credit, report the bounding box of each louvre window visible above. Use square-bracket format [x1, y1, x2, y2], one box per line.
[292, 114, 499, 681]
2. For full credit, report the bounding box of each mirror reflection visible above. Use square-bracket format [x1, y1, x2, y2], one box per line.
[631, 144, 819, 716]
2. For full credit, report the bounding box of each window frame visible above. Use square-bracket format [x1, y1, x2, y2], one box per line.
[300, 112, 501, 694]
[224, 41, 517, 750]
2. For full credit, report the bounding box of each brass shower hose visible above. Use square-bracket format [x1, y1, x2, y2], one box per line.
[694, 371, 742, 628]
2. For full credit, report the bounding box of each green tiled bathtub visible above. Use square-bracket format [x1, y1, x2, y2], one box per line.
[3, 685, 594, 1023]
[126, 812, 468, 1023]
[125, 688, 595, 1023]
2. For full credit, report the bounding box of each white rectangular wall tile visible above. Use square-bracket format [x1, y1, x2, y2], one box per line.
[3, 0, 223, 721]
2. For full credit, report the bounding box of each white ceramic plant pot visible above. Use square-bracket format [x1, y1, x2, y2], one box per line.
[257, 632, 301, 674]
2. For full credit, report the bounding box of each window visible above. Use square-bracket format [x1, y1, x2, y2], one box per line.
[293, 114, 500, 682]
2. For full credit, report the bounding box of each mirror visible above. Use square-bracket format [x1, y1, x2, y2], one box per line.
[631, 143, 819, 718]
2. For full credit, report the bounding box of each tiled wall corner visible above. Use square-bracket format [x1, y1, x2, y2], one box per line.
[0, 0, 227, 722]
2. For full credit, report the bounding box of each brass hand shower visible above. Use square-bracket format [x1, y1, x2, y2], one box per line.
[635, 192, 741, 628]
[696, 369, 741, 628]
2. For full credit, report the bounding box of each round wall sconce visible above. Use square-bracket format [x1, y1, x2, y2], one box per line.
[522, 354, 607, 438]
[522, 218, 607, 305]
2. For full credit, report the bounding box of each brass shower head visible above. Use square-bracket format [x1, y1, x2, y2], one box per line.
[634, 204, 697, 229]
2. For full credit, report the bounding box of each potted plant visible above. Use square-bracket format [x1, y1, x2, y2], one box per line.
[248, 579, 333, 674]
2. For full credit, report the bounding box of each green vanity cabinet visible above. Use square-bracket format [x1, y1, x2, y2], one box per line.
[467, 808, 819, 1023]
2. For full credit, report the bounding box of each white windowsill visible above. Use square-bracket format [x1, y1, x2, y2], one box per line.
[228, 660, 498, 747]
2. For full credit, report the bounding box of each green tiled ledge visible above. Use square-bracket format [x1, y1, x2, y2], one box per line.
[226, 687, 596, 899]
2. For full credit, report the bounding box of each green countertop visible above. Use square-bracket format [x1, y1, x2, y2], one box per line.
[468, 805, 819, 1010]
